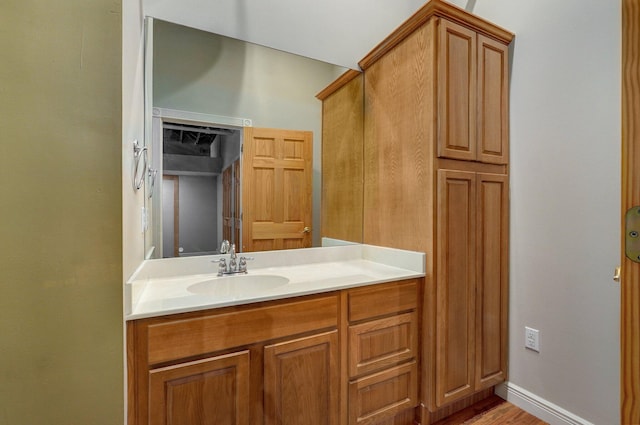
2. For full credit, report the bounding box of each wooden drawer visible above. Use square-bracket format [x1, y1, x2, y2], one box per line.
[348, 279, 418, 322]
[348, 361, 418, 425]
[349, 311, 417, 378]
[145, 295, 338, 365]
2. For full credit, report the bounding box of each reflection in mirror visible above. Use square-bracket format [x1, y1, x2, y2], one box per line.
[144, 18, 350, 259]
[160, 122, 241, 258]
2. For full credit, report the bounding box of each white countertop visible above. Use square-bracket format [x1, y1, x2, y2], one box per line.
[125, 243, 425, 320]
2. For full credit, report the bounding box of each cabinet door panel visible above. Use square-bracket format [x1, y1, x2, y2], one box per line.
[478, 35, 509, 164]
[148, 350, 250, 425]
[475, 173, 508, 388]
[436, 169, 476, 407]
[437, 19, 477, 161]
[264, 331, 339, 425]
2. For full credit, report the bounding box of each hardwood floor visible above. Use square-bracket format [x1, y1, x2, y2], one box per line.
[432, 395, 548, 425]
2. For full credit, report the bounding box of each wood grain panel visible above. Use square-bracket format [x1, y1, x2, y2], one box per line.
[622, 0, 640, 423]
[437, 19, 477, 161]
[477, 35, 509, 165]
[316, 69, 363, 100]
[348, 279, 418, 322]
[436, 169, 476, 407]
[148, 350, 250, 425]
[320, 72, 364, 243]
[363, 22, 435, 253]
[146, 296, 338, 364]
[475, 174, 508, 389]
[349, 312, 418, 377]
[252, 222, 306, 239]
[349, 361, 418, 425]
[264, 331, 339, 425]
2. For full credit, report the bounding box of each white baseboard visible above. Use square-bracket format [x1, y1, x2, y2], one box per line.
[495, 382, 594, 425]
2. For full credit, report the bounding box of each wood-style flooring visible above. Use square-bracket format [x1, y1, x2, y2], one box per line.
[432, 395, 548, 425]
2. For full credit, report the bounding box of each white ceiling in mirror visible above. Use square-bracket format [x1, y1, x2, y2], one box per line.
[143, 0, 429, 69]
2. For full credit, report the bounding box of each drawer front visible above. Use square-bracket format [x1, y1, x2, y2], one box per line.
[348, 361, 418, 425]
[146, 296, 338, 364]
[348, 279, 418, 322]
[349, 312, 417, 378]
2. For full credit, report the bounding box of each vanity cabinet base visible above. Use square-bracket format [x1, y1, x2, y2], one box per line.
[128, 280, 421, 425]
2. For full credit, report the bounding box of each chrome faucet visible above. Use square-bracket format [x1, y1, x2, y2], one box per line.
[213, 243, 253, 276]
[219, 239, 230, 254]
[229, 243, 238, 271]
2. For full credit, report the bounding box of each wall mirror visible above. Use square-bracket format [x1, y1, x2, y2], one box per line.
[143, 18, 355, 259]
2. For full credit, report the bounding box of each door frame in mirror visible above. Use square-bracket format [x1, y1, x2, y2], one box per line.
[145, 107, 251, 259]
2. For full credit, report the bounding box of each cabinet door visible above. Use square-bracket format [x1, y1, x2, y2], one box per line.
[148, 350, 250, 425]
[477, 36, 509, 164]
[437, 19, 477, 162]
[264, 330, 340, 425]
[475, 173, 509, 389]
[435, 169, 477, 407]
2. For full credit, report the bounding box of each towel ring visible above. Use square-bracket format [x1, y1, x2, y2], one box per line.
[133, 140, 148, 191]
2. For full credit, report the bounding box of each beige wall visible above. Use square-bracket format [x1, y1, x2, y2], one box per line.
[122, 0, 146, 280]
[0, 1, 124, 424]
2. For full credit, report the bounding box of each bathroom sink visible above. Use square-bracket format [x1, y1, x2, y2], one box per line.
[187, 274, 290, 299]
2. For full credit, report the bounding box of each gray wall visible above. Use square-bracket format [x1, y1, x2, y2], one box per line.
[179, 175, 219, 254]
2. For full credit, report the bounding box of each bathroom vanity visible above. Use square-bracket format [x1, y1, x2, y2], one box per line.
[126, 244, 425, 425]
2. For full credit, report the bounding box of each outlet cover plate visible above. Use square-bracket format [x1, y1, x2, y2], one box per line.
[525, 327, 540, 352]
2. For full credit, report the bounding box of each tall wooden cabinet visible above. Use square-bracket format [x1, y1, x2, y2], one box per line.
[320, 1, 512, 423]
[359, 2, 512, 420]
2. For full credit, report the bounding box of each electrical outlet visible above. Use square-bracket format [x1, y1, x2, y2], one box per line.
[525, 327, 540, 352]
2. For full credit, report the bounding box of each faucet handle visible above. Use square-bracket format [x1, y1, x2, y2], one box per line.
[238, 256, 253, 273]
[211, 258, 227, 275]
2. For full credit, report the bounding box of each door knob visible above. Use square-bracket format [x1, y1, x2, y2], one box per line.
[302, 226, 311, 234]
